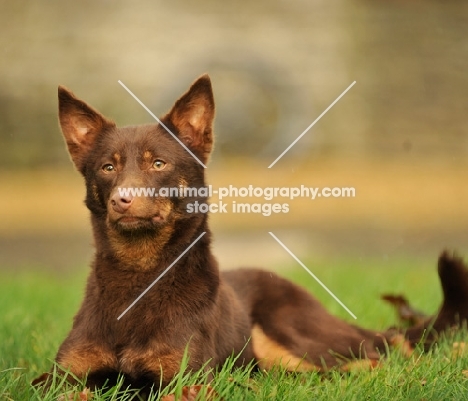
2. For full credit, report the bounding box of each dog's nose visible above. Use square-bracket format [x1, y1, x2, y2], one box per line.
[111, 192, 134, 213]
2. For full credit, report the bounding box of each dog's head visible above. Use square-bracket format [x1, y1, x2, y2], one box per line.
[58, 76, 214, 241]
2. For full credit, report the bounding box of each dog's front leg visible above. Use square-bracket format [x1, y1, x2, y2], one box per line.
[32, 340, 118, 394]
[55, 340, 119, 386]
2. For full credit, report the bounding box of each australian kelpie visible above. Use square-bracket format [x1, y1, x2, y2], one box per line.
[35, 75, 468, 392]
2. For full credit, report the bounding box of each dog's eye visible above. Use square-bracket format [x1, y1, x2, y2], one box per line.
[153, 160, 166, 171]
[102, 163, 115, 173]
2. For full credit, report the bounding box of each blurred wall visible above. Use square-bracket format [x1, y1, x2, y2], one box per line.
[1, 1, 467, 270]
[0, 0, 466, 167]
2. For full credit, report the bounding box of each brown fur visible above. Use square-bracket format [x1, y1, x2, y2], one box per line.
[35, 75, 468, 393]
[402, 251, 468, 348]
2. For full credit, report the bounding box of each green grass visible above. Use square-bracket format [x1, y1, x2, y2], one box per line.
[1, 257, 468, 400]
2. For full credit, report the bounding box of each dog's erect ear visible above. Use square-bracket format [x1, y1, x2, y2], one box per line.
[165, 74, 215, 164]
[58, 86, 116, 172]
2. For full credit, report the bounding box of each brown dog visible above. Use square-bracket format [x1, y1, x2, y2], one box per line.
[35, 75, 468, 392]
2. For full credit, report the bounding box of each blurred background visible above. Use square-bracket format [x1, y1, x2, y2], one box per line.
[1, 0, 467, 273]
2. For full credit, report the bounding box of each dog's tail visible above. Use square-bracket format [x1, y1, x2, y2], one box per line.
[397, 251, 468, 348]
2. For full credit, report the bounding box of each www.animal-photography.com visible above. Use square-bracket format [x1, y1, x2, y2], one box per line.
[1, 2, 468, 400]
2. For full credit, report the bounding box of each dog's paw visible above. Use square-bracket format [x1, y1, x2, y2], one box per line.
[31, 372, 50, 387]
[381, 294, 427, 326]
[161, 385, 219, 401]
[389, 333, 414, 358]
[57, 387, 92, 401]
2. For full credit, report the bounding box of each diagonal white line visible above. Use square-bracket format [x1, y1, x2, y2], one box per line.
[117, 231, 206, 320]
[268, 232, 357, 319]
[268, 81, 356, 168]
[118, 80, 207, 169]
